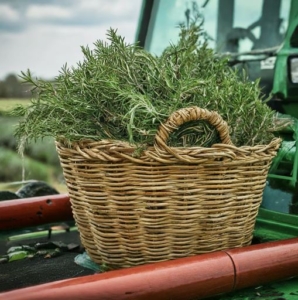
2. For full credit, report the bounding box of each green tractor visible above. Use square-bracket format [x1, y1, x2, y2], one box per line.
[136, 0, 298, 239]
[134, 1, 298, 297]
[1, 1, 298, 299]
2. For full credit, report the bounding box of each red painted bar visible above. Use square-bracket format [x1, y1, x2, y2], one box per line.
[227, 237, 298, 290]
[2, 238, 298, 300]
[0, 251, 235, 300]
[0, 194, 73, 230]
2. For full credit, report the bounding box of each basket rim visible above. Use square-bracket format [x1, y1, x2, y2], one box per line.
[55, 137, 281, 165]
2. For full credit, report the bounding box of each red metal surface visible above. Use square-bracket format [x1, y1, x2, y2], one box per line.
[0, 194, 73, 230]
[227, 237, 298, 290]
[0, 251, 235, 300]
[2, 238, 298, 300]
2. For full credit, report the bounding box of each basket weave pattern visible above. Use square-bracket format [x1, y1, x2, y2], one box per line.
[56, 107, 281, 268]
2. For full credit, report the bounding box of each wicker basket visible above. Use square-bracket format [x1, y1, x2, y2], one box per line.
[56, 106, 281, 268]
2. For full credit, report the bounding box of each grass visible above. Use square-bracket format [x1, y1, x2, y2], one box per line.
[0, 98, 31, 113]
[0, 114, 61, 166]
[0, 98, 66, 194]
[0, 145, 66, 193]
[0, 146, 51, 182]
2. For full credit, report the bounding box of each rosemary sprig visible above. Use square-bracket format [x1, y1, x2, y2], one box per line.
[12, 25, 277, 149]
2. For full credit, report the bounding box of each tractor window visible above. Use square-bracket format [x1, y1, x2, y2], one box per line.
[231, 0, 291, 53]
[144, 0, 291, 55]
[145, 0, 218, 55]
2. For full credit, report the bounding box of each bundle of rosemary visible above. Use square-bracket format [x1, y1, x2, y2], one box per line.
[12, 25, 277, 149]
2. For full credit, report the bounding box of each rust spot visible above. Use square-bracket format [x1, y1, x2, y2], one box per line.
[46, 199, 52, 205]
[125, 291, 134, 295]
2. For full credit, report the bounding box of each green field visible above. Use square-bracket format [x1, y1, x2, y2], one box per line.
[0, 98, 67, 194]
[0, 98, 31, 113]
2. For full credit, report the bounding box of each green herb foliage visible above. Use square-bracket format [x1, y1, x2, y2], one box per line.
[12, 25, 276, 148]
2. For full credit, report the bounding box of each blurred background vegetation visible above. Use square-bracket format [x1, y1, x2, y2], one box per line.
[0, 74, 66, 193]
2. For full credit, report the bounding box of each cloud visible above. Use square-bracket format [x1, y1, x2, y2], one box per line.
[0, 0, 73, 10]
[0, 4, 23, 31]
[0, 22, 138, 80]
[26, 4, 73, 21]
[0, 4, 20, 22]
[77, 0, 139, 18]
[67, 0, 141, 27]
[32, 0, 141, 27]
[0, 0, 142, 80]
[0, 0, 142, 31]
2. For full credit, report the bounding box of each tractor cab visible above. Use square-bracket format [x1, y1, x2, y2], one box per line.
[137, 0, 293, 100]
[136, 0, 298, 221]
[137, 0, 298, 103]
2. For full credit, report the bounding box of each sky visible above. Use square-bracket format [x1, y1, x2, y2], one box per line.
[0, 0, 143, 80]
[0, 0, 292, 81]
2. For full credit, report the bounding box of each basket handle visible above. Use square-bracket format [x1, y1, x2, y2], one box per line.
[154, 106, 233, 155]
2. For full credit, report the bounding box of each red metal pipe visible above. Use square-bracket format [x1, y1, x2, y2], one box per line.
[0, 251, 235, 300]
[1, 238, 298, 300]
[227, 237, 298, 290]
[0, 194, 73, 230]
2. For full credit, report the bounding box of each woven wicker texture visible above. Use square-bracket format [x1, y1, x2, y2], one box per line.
[56, 106, 281, 268]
